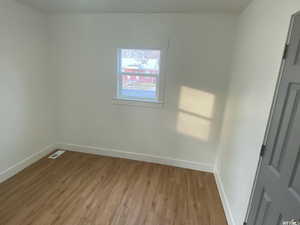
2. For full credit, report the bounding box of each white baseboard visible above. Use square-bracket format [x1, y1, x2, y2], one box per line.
[214, 170, 236, 225]
[57, 143, 214, 173]
[0, 144, 58, 183]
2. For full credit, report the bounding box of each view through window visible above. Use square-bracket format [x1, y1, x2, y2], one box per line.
[117, 49, 161, 102]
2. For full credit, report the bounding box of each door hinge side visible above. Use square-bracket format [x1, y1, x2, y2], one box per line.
[260, 145, 267, 157]
[283, 44, 289, 59]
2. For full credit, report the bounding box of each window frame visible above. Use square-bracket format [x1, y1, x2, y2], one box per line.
[114, 48, 165, 106]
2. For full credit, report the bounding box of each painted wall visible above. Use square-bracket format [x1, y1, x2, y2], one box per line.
[216, 0, 300, 225]
[49, 13, 236, 168]
[0, 1, 56, 177]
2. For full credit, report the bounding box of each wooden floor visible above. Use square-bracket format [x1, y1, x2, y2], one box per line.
[0, 151, 227, 225]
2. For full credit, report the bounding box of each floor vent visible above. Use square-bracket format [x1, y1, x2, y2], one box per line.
[49, 150, 65, 159]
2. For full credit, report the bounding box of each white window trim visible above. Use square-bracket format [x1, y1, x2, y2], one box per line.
[113, 48, 167, 107]
[112, 97, 164, 108]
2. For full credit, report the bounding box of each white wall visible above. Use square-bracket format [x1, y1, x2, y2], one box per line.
[2, 0, 300, 223]
[0, 0, 56, 179]
[3, 1, 300, 223]
[49, 13, 236, 168]
[216, 0, 300, 225]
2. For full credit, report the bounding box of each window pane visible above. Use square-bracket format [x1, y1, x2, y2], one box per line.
[120, 75, 157, 100]
[120, 49, 160, 75]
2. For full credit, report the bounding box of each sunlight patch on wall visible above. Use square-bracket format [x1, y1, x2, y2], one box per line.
[176, 86, 215, 141]
[177, 112, 211, 141]
[179, 86, 215, 119]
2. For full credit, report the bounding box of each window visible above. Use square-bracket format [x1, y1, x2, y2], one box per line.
[116, 48, 163, 104]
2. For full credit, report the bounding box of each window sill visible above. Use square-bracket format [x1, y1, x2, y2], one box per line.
[112, 98, 164, 108]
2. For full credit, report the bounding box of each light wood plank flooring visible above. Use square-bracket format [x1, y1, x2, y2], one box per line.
[0, 151, 227, 225]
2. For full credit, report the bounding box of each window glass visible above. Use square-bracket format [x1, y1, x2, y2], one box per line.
[120, 49, 160, 75]
[121, 75, 157, 100]
[117, 48, 162, 102]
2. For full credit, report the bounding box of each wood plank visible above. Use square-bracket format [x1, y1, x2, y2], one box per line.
[0, 151, 228, 225]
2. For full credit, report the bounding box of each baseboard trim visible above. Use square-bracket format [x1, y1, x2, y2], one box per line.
[57, 143, 214, 173]
[0, 144, 58, 183]
[214, 170, 236, 225]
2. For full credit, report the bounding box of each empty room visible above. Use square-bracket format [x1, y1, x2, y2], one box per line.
[1, 0, 300, 224]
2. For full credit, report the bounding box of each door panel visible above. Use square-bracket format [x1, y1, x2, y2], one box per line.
[269, 83, 300, 171]
[290, 152, 300, 196]
[247, 13, 300, 225]
[253, 191, 271, 225]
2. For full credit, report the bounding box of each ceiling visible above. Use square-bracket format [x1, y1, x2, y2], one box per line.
[18, 0, 252, 13]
